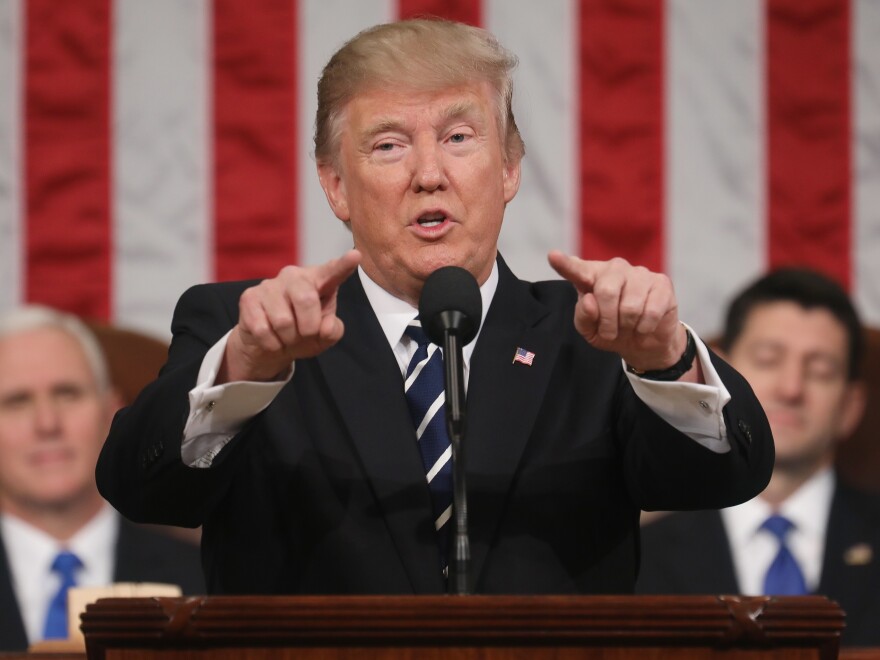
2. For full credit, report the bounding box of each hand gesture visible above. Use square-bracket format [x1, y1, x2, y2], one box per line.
[548, 251, 690, 375]
[220, 250, 361, 383]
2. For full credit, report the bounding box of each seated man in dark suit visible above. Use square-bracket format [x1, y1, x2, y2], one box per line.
[0, 306, 205, 652]
[97, 18, 773, 596]
[638, 268, 880, 646]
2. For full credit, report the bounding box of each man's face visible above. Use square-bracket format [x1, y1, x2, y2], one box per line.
[0, 327, 114, 515]
[318, 81, 521, 305]
[726, 302, 865, 473]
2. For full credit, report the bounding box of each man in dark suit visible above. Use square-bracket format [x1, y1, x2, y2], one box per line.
[97, 18, 773, 596]
[637, 269, 880, 646]
[0, 306, 204, 652]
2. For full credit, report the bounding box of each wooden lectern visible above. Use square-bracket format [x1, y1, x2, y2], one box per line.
[81, 594, 845, 659]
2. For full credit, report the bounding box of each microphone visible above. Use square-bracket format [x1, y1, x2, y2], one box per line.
[418, 266, 482, 596]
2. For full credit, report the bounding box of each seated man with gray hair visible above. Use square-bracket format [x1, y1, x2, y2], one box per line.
[0, 306, 204, 652]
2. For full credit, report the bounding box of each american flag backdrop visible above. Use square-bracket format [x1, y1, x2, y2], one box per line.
[0, 0, 878, 340]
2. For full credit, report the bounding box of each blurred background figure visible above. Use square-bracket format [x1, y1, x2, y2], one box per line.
[0, 306, 204, 652]
[637, 268, 880, 647]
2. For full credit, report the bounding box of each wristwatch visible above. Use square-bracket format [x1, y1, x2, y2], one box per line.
[625, 327, 696, 381]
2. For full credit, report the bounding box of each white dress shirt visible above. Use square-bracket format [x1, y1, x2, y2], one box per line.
[181, 263, 732, 467]
[721, 468, 834, 594]
[0, 504, 117, 644]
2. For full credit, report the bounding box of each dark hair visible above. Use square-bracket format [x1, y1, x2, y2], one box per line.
[721, 268, 864, 381]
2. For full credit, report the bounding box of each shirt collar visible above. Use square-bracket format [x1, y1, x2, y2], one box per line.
[357, 261, 499, 357]
[777, 467, 835, 541]
[722, 467, 835, 544]
[0, 503, 117, 574]
[1, 504, 118, 644]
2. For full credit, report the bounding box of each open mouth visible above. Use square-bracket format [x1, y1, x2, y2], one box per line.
[417, 212, 447, 228]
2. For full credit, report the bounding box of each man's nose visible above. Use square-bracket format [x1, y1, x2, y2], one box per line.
[774, 361, 806, 402]
[34, 398, 63, 435]
[410, 139, 447, 192]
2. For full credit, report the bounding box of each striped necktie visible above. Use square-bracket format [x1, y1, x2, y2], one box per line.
[404, 321, 452, 572]
[762, 514, 808, 595]
[42, 550, 83, 640]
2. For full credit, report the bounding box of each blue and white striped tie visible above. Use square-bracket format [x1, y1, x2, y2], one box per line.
[404, 321, 452, 572]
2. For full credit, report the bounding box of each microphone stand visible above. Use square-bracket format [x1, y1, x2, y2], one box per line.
[439, 311, 471, 595]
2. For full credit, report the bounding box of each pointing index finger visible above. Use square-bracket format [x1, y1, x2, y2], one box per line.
[548, 250, 597, 293]
[315, 249, 362, 297]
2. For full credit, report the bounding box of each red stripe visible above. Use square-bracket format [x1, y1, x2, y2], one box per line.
[398, 0, 482, 25]
[24, 0, 112, 320]
[766, 0, 851, 288]
[577, 0, 664, 271]
[213, 0, 298, 281]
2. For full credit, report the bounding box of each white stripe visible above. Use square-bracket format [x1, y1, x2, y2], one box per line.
[299, 0, 394, 267]
[113, 0, 211, 338]
[435, 504, 452, 531]
[404, 356, 428, 391]
[415, 391, 445, 440]
[426, 444, 451, 484]
[485, 0, 579, 281]
[0, 0, 23, 312]
[854, 0, 880, 327]
[404, 343, 439, 391]
[665, 0, 765, 337]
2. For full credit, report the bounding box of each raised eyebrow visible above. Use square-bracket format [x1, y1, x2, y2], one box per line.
[361, 118, 410, 146]
[363, 101, 482, 142]
[440, 100, 480, 124]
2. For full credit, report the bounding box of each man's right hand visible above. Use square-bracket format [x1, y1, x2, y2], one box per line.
[218, 250, 362, 383]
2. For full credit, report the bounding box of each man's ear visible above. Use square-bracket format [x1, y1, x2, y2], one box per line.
[838, 380, 868, 442]
[100, 387, 125, 428]
[503, 156, 521, 204]
[317, 162, 350, 221]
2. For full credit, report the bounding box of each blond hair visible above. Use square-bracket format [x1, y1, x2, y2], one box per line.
[314, 18, 525, 166]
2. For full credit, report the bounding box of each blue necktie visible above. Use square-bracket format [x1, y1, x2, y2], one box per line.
[42, 551, 83, 640]
[762, 514, 808, 595]
[404, 321, 453, 572]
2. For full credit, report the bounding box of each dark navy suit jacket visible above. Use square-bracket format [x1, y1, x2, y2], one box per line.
[637, 480, 880, 646]
[97, 257, 773, 596]
[0, 518, 204, 652]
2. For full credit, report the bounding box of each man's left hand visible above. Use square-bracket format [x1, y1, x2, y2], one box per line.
[548, 251, 694, 379]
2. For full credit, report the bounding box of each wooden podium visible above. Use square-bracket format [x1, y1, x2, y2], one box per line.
[80, 594, 845, 659]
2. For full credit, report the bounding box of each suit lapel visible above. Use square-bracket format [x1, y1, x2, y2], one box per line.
[688, 511, 741, 593]
[818, 484, 879, 610]
[0, 531, 29, 651]
[315, 275, 444, 593]
[465, 259, 558, 587]
[113, 518, 168, 583]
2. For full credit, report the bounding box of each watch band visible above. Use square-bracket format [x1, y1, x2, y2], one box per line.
[625, 327, 696, 381]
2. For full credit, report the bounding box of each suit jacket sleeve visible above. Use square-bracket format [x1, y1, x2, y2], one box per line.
[621, 350, 774, 512]
[96, 280, 256, 527]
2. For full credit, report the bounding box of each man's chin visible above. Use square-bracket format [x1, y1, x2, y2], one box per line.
[771, 449, 831, 475]
[412, 249, 462, 276]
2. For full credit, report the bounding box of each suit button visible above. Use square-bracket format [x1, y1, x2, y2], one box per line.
[738, 419, 752, 444]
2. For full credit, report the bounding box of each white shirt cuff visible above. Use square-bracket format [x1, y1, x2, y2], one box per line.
[181, 330, 293, 467]
[623, 323, 731, 454]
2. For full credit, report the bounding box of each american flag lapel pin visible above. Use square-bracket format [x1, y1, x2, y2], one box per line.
[512, 347, 535, 366]
[843, 543, 873, 566]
